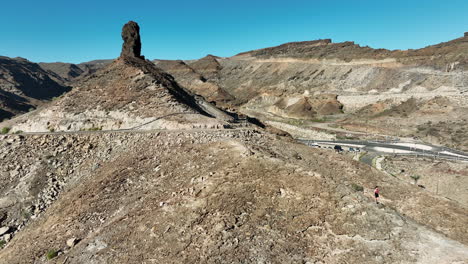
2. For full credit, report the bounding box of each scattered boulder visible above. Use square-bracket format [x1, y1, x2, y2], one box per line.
[0, 226, 10, 236]
[120, 21, 144, 59]
[66, 237, 78, 248]
[2, 234, 11, 242]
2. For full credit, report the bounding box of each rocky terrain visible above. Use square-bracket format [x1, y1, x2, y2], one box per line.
[0, 57, 70, 120]
[1, 129, 468, 264]
[0, 21, 467, 263]
[381, 156, 468, 207]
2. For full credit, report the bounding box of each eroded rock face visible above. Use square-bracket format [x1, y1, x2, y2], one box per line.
[120, 21, 143, 59]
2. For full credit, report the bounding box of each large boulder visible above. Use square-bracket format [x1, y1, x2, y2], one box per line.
[120, 21, 144, 59]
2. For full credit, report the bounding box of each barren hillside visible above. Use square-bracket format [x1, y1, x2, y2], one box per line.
[0, 57, 70, 120]
[1, 130, 468, 263]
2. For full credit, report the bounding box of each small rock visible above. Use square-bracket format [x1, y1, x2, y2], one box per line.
[279, 188, 286, 197]
[0, 226, 10, 236]
[67, 237, 78, 247]
[3, 233, 11, 242]
[9, 170, 20, 177]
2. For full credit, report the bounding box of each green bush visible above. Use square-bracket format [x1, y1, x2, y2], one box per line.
[0, 239, 5, 248]
[311, 118, 326, 123]
[46, 249, 58, 260]
[410, 175, 421, 184]
[1, 127, 11, 134]
[351, 183, 364, 192]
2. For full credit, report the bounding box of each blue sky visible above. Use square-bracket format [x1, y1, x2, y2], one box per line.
[1, 0, 467, 63]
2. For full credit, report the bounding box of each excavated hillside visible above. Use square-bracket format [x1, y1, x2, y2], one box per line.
[237, 35, 468, 70]
[157, 34, 467, 112]
[156, 34, 468, 148]
[0, 57, 70, 120]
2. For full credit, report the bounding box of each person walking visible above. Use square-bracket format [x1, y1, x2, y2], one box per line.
[374, 186, 380, 204]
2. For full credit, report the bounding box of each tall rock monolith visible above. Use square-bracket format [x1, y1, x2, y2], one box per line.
[120, 21, 144, 59]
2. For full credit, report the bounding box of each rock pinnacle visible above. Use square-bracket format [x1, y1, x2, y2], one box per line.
[120, 21, 144, 59]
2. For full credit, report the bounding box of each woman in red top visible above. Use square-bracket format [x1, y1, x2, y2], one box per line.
[374, 186, 380, 204]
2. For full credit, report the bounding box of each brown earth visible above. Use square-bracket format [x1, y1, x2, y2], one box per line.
[0, 130, 467, 263]
[382, 156, 468, 207]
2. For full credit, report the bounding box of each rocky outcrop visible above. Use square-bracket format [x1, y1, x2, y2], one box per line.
[120, 21, 144, 59]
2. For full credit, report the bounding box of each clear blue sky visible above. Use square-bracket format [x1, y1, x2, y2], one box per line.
[1, 0, 467, 63]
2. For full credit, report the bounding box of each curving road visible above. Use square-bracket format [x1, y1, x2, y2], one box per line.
[298, 139, 468, 162]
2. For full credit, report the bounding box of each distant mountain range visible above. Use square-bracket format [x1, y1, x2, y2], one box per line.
[1, 33, 467, 122]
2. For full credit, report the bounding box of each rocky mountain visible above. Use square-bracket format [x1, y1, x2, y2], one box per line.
[0, 57, 70, 120]
[5, 21, 233, 133]
[38, 60, 113, 83]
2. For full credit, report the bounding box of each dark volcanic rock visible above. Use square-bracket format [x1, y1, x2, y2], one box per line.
[120, 21, 144, 59]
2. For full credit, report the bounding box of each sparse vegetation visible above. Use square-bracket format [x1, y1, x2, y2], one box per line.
[21, 209, 31, 219]
[410, 175, 421, 184]
[48, 128, 55, 132]
[311, 118, 326, 123]
[88, 126, 103, 131]
[351, 183, 364, 192]
[0, 239, 6, 248]
[1, 127, 11, 134]
[285, 119, 304, 126]
[13, 130, 23, 134]
[46, 249, 58, 260]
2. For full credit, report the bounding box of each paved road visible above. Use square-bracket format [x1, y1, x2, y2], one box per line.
[298, 139, 468, 162]
[306, 122, 416, 142]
